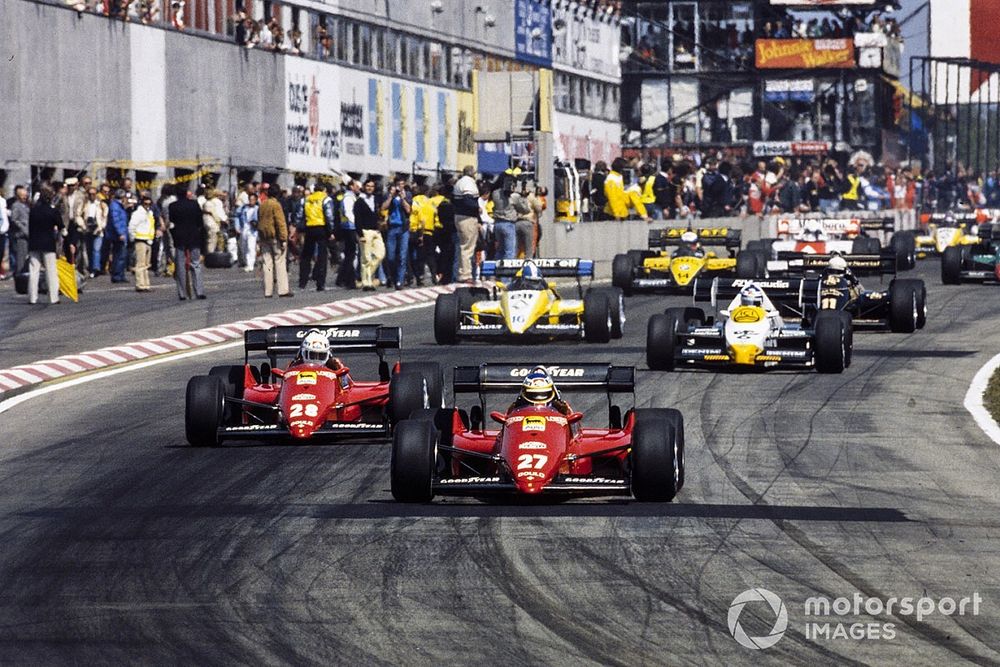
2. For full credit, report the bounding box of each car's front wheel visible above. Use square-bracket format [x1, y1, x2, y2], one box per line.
[391, 419, 437, 503]
[185, 375, 224, 447]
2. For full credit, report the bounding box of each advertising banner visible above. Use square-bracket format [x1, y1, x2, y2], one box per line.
[515, 0, 552, 67]
[753, 141, 831, 157]
[755, 39, 855, 69]
[764, 79, 815, 103]
[285, 58, 341, 173]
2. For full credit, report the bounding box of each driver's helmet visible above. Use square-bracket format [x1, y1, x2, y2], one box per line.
[681, 230, 700, 250]
[520, 366, 556, 405]
[513, 260, 546, 290]
[944, 212, 957, 225]
[802, 219, 826, 241]
[300, 330, 331, 364]
[827, 254, 848, 276]
[740, 284, 765, 308]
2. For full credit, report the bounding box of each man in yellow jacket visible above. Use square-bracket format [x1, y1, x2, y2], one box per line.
[300, 184, 334, 291]
[128, 192, 157, 292]
[604, 157, 649, 221]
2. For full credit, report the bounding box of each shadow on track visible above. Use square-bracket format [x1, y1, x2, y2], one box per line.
[18, 502, 912, 522]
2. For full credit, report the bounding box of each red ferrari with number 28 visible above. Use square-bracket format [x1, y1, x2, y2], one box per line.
[184, 325, 442, 446]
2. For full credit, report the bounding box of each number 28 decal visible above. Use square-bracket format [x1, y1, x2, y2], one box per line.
[289, 403, 320, 418]
[517, 454, 548, 470]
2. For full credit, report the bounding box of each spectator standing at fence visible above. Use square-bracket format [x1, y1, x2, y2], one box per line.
[238, 193, 259, 272]
[300, 184, 334, 291]
[201, 189, 226, 254]
[514, 184, 541, 258]
[700, 158, 732, 218]
[590, 161, 608, 219]
[451, 166, 481, 283]
[336, 179, 360, 289]
[128, 193, 156, 292]
[106, 190, 129, 283]
[354, 179, 385, 291]
[841, 166, 862, 211]
[383, 177, 412, 289]
[9, 185, 31, 276]
[79, 185, 108, 277]
[257, 184, 292, 298]
[490, 171, 519, 260]
[26, 184, 62, 305]
[169, 190, 206, 300]
[434, 184, 457, 285]
[639, 163, 660, 220]
[0, 189, 8, 280]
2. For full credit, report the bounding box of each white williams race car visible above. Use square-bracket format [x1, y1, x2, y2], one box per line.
[646, 278, 852, 373]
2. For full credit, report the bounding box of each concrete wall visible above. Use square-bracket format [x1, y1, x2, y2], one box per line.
[162, 31, 286, 168]
[0, 4, 132, 168]
[539, 211, 919, 277]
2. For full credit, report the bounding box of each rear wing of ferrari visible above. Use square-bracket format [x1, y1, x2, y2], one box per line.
[244, 324, 401, 356]
[694, 277, 805, 313]
[770, 252, 896, 276]
[481, 258, 594, 279]
[648, 227, 741, 250]
[453, 363, 634, 394]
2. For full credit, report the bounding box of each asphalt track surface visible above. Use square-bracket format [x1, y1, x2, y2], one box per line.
[2, 261, 1000, 664]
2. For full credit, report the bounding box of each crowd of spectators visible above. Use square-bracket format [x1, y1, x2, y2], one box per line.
[588, 152, 923, 222]
[0, 169, 548, 304]
[629, 8, 901, 72]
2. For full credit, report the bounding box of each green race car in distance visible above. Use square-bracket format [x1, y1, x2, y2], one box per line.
[942, 223, 1000, 284]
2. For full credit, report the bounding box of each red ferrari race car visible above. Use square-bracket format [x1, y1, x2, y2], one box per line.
[390, 363, 685, 502]
[184, 324, 442, 446]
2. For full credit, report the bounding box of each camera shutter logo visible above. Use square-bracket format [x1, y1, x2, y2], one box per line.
[728, 588, 788, 650]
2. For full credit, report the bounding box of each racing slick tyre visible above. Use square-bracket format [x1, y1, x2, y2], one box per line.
[410, 407, 455, 474]
[433, 293, 460, 345]
[889, 279, 923, 333]
[388, 371, 432, 426]
[891, 231, 917, 271]
[185, 375, 224, 447]
[941, 246, 963, 284]
[814, 311, 850, 374]
[204, 251, 234, 269]
[646, 313, 678, 371]
[612, 254, 634, 295]
[209, 365, 245, 425]
[455, 287, 490, 314]
[397, 362, 444, 409]
[627, 249, 656, 267]
[852, 236, 881, 255]
[593, 287, 625, 339]
[630, 409, 684, 502]
[665, 306, 705, 326]
[583, 291, 612, 343]
[390, 419, 437, 503]
[735, 252, 762, 278]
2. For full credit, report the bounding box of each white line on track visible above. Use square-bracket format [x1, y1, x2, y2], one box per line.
[964, 351, 1000, 445]
[0, 300, 436, 416]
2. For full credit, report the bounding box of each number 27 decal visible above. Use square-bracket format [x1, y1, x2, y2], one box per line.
[517, 454, 548, 470]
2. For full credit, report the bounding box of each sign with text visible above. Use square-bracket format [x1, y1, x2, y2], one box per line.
[756, 39, 855, 69]
[285, 59, 341, 173]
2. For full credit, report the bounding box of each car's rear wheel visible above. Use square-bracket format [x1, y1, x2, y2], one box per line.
[185, 375, 224, 447]
[814, 311, 849, 373]
[630, 409, 683, 502]
[390, 419, 437, 503]
[209, 364, 245, 425]
[593, 287, 625, 338]
[735, 252, 761, 278]
[583, 291, 612, 343]
[434, 293, 460, 345]
[891, 231, 917, 270]
[852, 236, 881, 255]
[397, 362, 444, 409]
[388, 371, 431, 426]
[646, 313, 678, 371]
[612, 254, 634, 295]
[889, 279, 921, 333]
[941, 246, 963, 284]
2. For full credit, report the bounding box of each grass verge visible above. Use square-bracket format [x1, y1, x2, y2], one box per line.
[984, 366, 1000, 425]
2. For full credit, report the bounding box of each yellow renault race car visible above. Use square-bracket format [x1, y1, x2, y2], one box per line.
[915, 211, 986, 258]
[612, 227, 762, 295]
[433, 258, 624, 345]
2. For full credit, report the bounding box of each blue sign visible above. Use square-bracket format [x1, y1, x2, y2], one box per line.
[437, 92, 448, 166]
[514, 0, 552, 67]
[415, 88, 426, 164]
[392, 82, 403, 160]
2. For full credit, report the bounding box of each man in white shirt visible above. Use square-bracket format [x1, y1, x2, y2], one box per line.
[337, 179, 360, 289]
